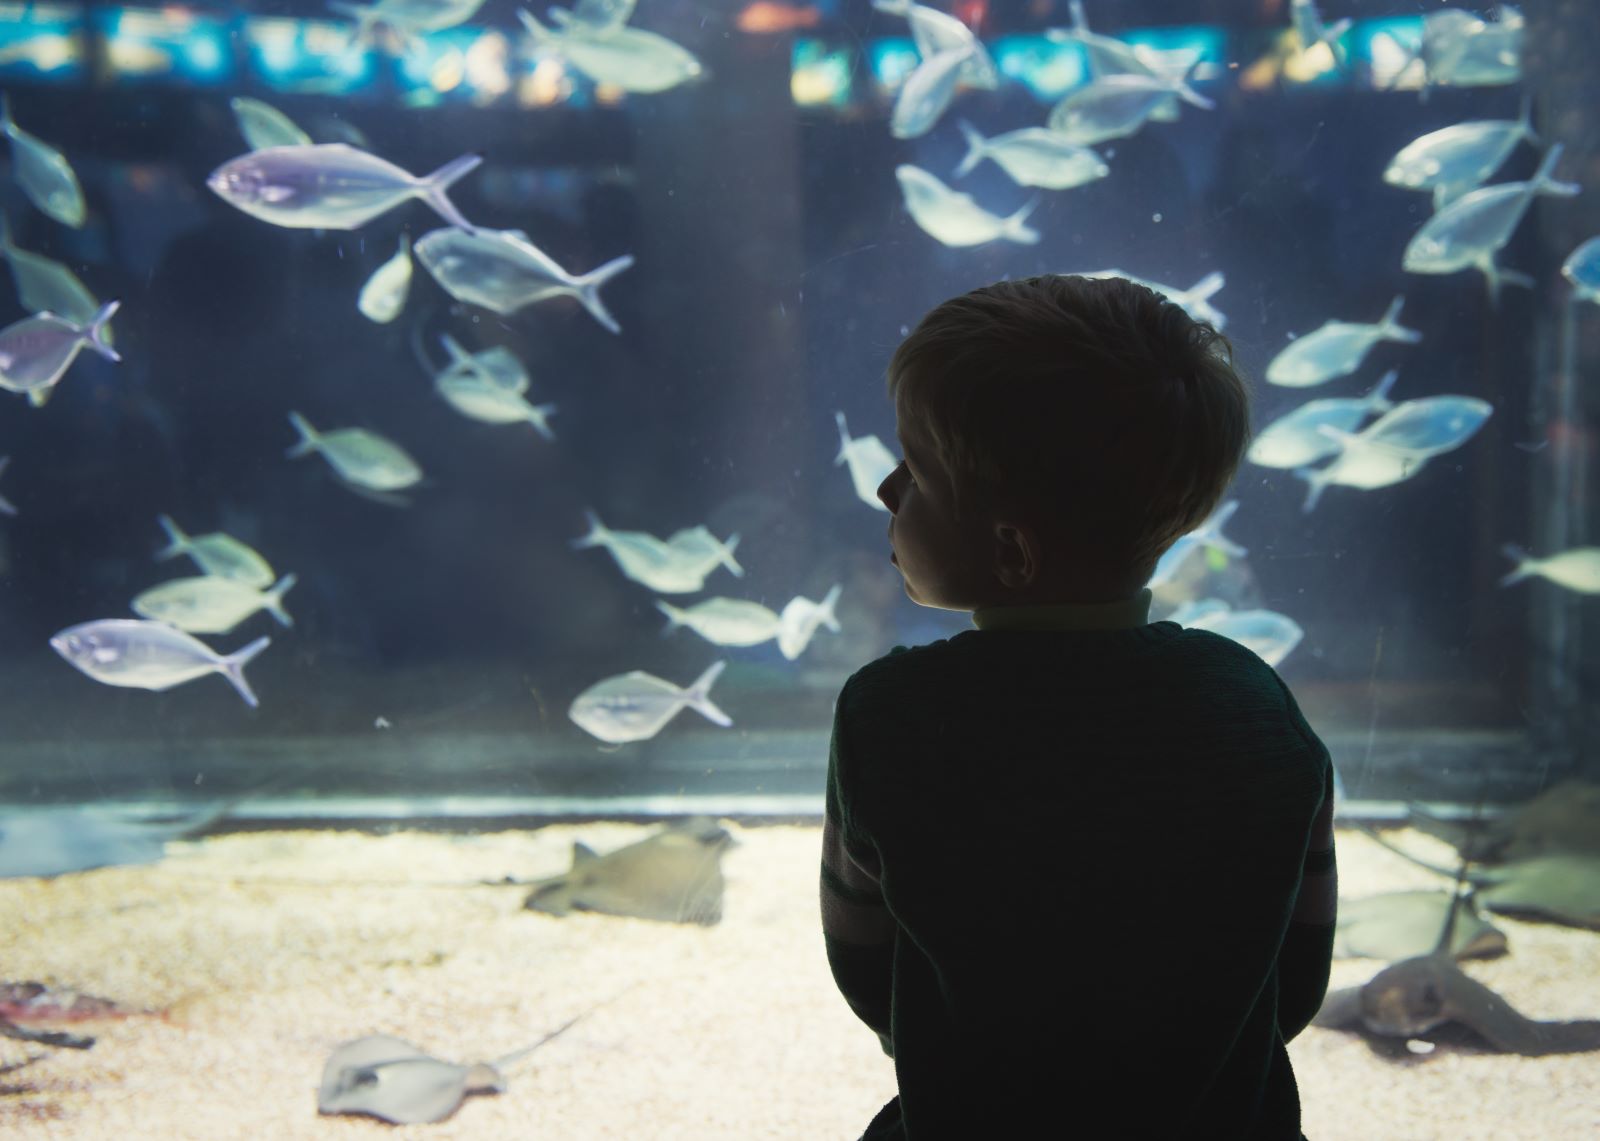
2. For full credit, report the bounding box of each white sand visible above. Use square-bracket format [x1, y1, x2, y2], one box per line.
[1, 825, 1597, 1139]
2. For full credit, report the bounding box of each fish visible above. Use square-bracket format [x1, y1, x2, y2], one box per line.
[1047, 0, 1192, 113]
[517, 9, 702, 94]
[357, 233, 412, 324]
[1334, 891, 1507, 961]
[1358, 395, 1491, 459]
[736, 2, 821, 35]
[1402, 143, 1579, 300]
[549, 0, 636, 36]
[1147, 500, 1245, 589]
[571, 511, 719, 594]
[0, 981, 144, 1023]
[0, 455, 14, 516]
[286, 411, 423, 496]
[1380, 5, 1523, 97]
[1499, 545, 1600, 594]
[207, 144, 482, 233]
[1168, 600, 1303, 668]
[663, 525, 743, 579]
[319, 1015, 581, 1126]
[890, 45, 973, 140]
[414, 226, 633, 333]
[1078, 269, 1227, 331]
[835, 411, 896, 511]
[1315, 883, 1600, 1056]
[1248, 370, 1399, 469]
[436, 369, 556, 437]
[1562, 235, 1600, 305]
[870, 0, 997, 91]
[155, 515, 275, 588]
[0, 800, 236, 877]
[522, 817, 734, 924]
[436, 334, 530, 393]
[332, 0, 490, 54]
[776, 585, 841, 660]
[50, 619, 271, 707]
[1383, 98, 1537, 211]
[896, 164, 1038, 248]
[954, 121, 1109, 191]
[0, 94, 85, 227]
[131, 573, 298, 635]
[1265, 296, 1421, 388]
[1289, 0, 1350, 69]
[656, 597, 781, 647]
[0, 299, 120, 407]
[1046, 68, 1212, 147]
[0, 209, 105, 334]
[1406, 781, 1600, 864]
[229, 96, 312, 151]
[1295, 424, 1430, 513]
[568, 660, 732, 744]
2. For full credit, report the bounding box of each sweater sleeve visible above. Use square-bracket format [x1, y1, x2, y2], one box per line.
[1274, 685, 1337, 1042]
[821, 684, 896, 1054]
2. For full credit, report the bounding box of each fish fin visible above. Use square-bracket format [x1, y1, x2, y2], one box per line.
[655, 600, 686, 633]
[416, 153, 483, 233]
[816, 584, 843, 632]
[833, 411, 851, 464]
[0, 92, 13, 135]
[1366, 368, 1400, 411]
[719, 533, 743, 577]
[869, 0, 911, 15]
[27, 387, 51, 408]
[285, 411, 320, 458]
[516, 9, 553, 43]
[1003, 198, 1042, 245]
[571, 254, 634, 335]
[1069, 0, 1090, 34]
[218, 635, 271, 708]
[684, 660, 732, 727]
[1498, 544, 1533, 586]
[570, 509, 608, 550]
[1186, 270, 1225, 302]
[0, 492, 13, 517]
[1379, 295, 1422, 344]
[1515, 93, 1538, 145]
[1484, 259, 1534, 304]
[527, 403, 557, 440]
[1293, 465, 1328, 514]
[0, 208, 12, 256]
[953, 120, 987, 178]
[155, 515, 189, 560]
[571, 841, 599, 864]
[524, 882, 573, 915]
[1530, 143, 1580, 199]
[263, 573, 298, 627]
[1171, 57, 1214, 111]
[85, 300, 122, 362]
[439, 333, 472, 365]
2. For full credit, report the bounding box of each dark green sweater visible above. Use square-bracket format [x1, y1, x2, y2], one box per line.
[821, 622, 1335, 1140]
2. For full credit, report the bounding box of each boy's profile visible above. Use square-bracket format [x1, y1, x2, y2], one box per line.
[821, 275, 1336, 1140]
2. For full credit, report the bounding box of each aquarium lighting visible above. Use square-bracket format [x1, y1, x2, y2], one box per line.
[0, 2, 84, 84]
[97, 6, 233, 86]
[791, 38, 851, 107]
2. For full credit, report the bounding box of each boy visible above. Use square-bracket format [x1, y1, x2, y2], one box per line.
[821, 276, 1335, 1140]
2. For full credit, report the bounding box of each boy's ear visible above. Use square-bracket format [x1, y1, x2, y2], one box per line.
[992, 520, 1041, 589]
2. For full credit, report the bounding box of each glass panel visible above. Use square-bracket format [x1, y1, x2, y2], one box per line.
[0, 1, 1595, 1136]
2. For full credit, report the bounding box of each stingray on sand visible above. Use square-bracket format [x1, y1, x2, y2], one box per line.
[1407, 779, 1600, 863]
[516, 817, 735, 925]
[1334, 890, 1507, 961]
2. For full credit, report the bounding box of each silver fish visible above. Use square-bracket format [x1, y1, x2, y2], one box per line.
[436, 370, 556, 437]
[663, 525, 743, 580]
[657, 597, 780, 647]
[1248, 370, 1399, 470]
[1078, 269, 1227, 330]
[1171, 600, 1304, 668]
[332, 0, 489, 54]
[523, 818, 734, 924]
[0, 455, 13, 516]
[954, 121, 1108, 190]
[1295, 422, 1432, 513]
[286, 411, 422, 494]
[0, 210, 105, 334]
[1047, 70, 1212, 146]
[50, 619, 271, 707]
[414, 226, 633, 333]
[1290, 0, 1350, 68]
[569, 660, 732, 744]
[1148, 500, 1245, 588]
[549, 0, 636, 36]
[1383, 99, 1536, 211]
[0, 94, 85, 227]
[1360, 395, 1491, 459]
[131, 573, 298, 635]
[870, 0, 997, 90]
[776, 585, 841, 661]
[436, 334, 530, 393]
[1265, 296, 1421, 388]
[571, 511, 717, 594]
[891, 45, 972, 140]
[896, 164, 1039, 248]
[518, 9, 701, 94]
[0, 299, 119, 406]
[207, 144, 481, 232]
[155, 515, 275, 588]
[357, 233, 412, 323]
[1499, 545, 1600, 594]
[1403, 143, 1578, 299]
[229, 96, 312, 151]
[1563, 236, 1600, 305]
[1045, 1, 1192, 121]
[835, 411, 895, 510]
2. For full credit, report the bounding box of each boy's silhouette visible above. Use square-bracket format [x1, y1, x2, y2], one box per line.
[822, 275, 1335, 1140]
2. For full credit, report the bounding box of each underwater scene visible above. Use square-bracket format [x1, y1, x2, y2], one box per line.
[0, 0, 1597, 1135]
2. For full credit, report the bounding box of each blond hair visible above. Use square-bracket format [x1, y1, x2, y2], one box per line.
[887, 274, 1250, 582]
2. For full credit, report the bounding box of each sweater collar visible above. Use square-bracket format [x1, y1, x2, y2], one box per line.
[972, 589, 1153, 632]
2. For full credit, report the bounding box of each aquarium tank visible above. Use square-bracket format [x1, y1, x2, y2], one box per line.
[0, 0, 1597, 1135]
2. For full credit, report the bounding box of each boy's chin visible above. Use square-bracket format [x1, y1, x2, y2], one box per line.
[902, 579, 975, 613]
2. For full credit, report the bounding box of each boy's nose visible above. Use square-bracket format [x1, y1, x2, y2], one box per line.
[877, 465, 902, 513]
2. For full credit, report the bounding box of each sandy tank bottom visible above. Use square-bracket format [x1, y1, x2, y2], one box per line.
[1, 823, 1598, 1139]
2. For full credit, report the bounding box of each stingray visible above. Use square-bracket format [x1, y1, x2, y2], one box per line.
[1334, 890, 1507, 961]
[517, 817, 734, 925]
[0, 801, 239, 878]
[1407, 779, 1600, 862]
[317, 1015, 582, 1125]
[1316, 879, 1600, 1057]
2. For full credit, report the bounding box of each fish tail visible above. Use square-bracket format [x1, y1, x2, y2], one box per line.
[1069, 0, 1089, 33]
[85, 300, 121, 362]
[570, 509, 608, 550]
[1516, 93, 1538, 145]
[0, 92, 13, 134]
[1366, 368, 1400, 411]
[1379, 295, 1422, 344]
[417, 153, 483, 233]
[1532, 143, 1581, 198]
[528, 402, 558, 441]
[953, 120, 987, 178]
[684, 660, 733, 727]
[1004, 198, 1042, 246]
[438, 332, 471, 366]
[817, 583, 843, 632]
[1483, 260, 1534, 305]
[833, 411, 852, 464]
[719, 533, 744, 577]
[155, 514, 190, 560]
[1499, 544, 1533, 586]
[1173, 58, 1214, 110]
[285, 411, 320, 459]
[263, 573, 298, 627]
[218, 635, 271, 709]
[516, 9, 554, 42]
[1294, 468, 1326, 514]
[868, 0, 911, 16]
[573, 254, 634, 335]
[655, 600, 686, 633]
[1188, 270, 1225, 302]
